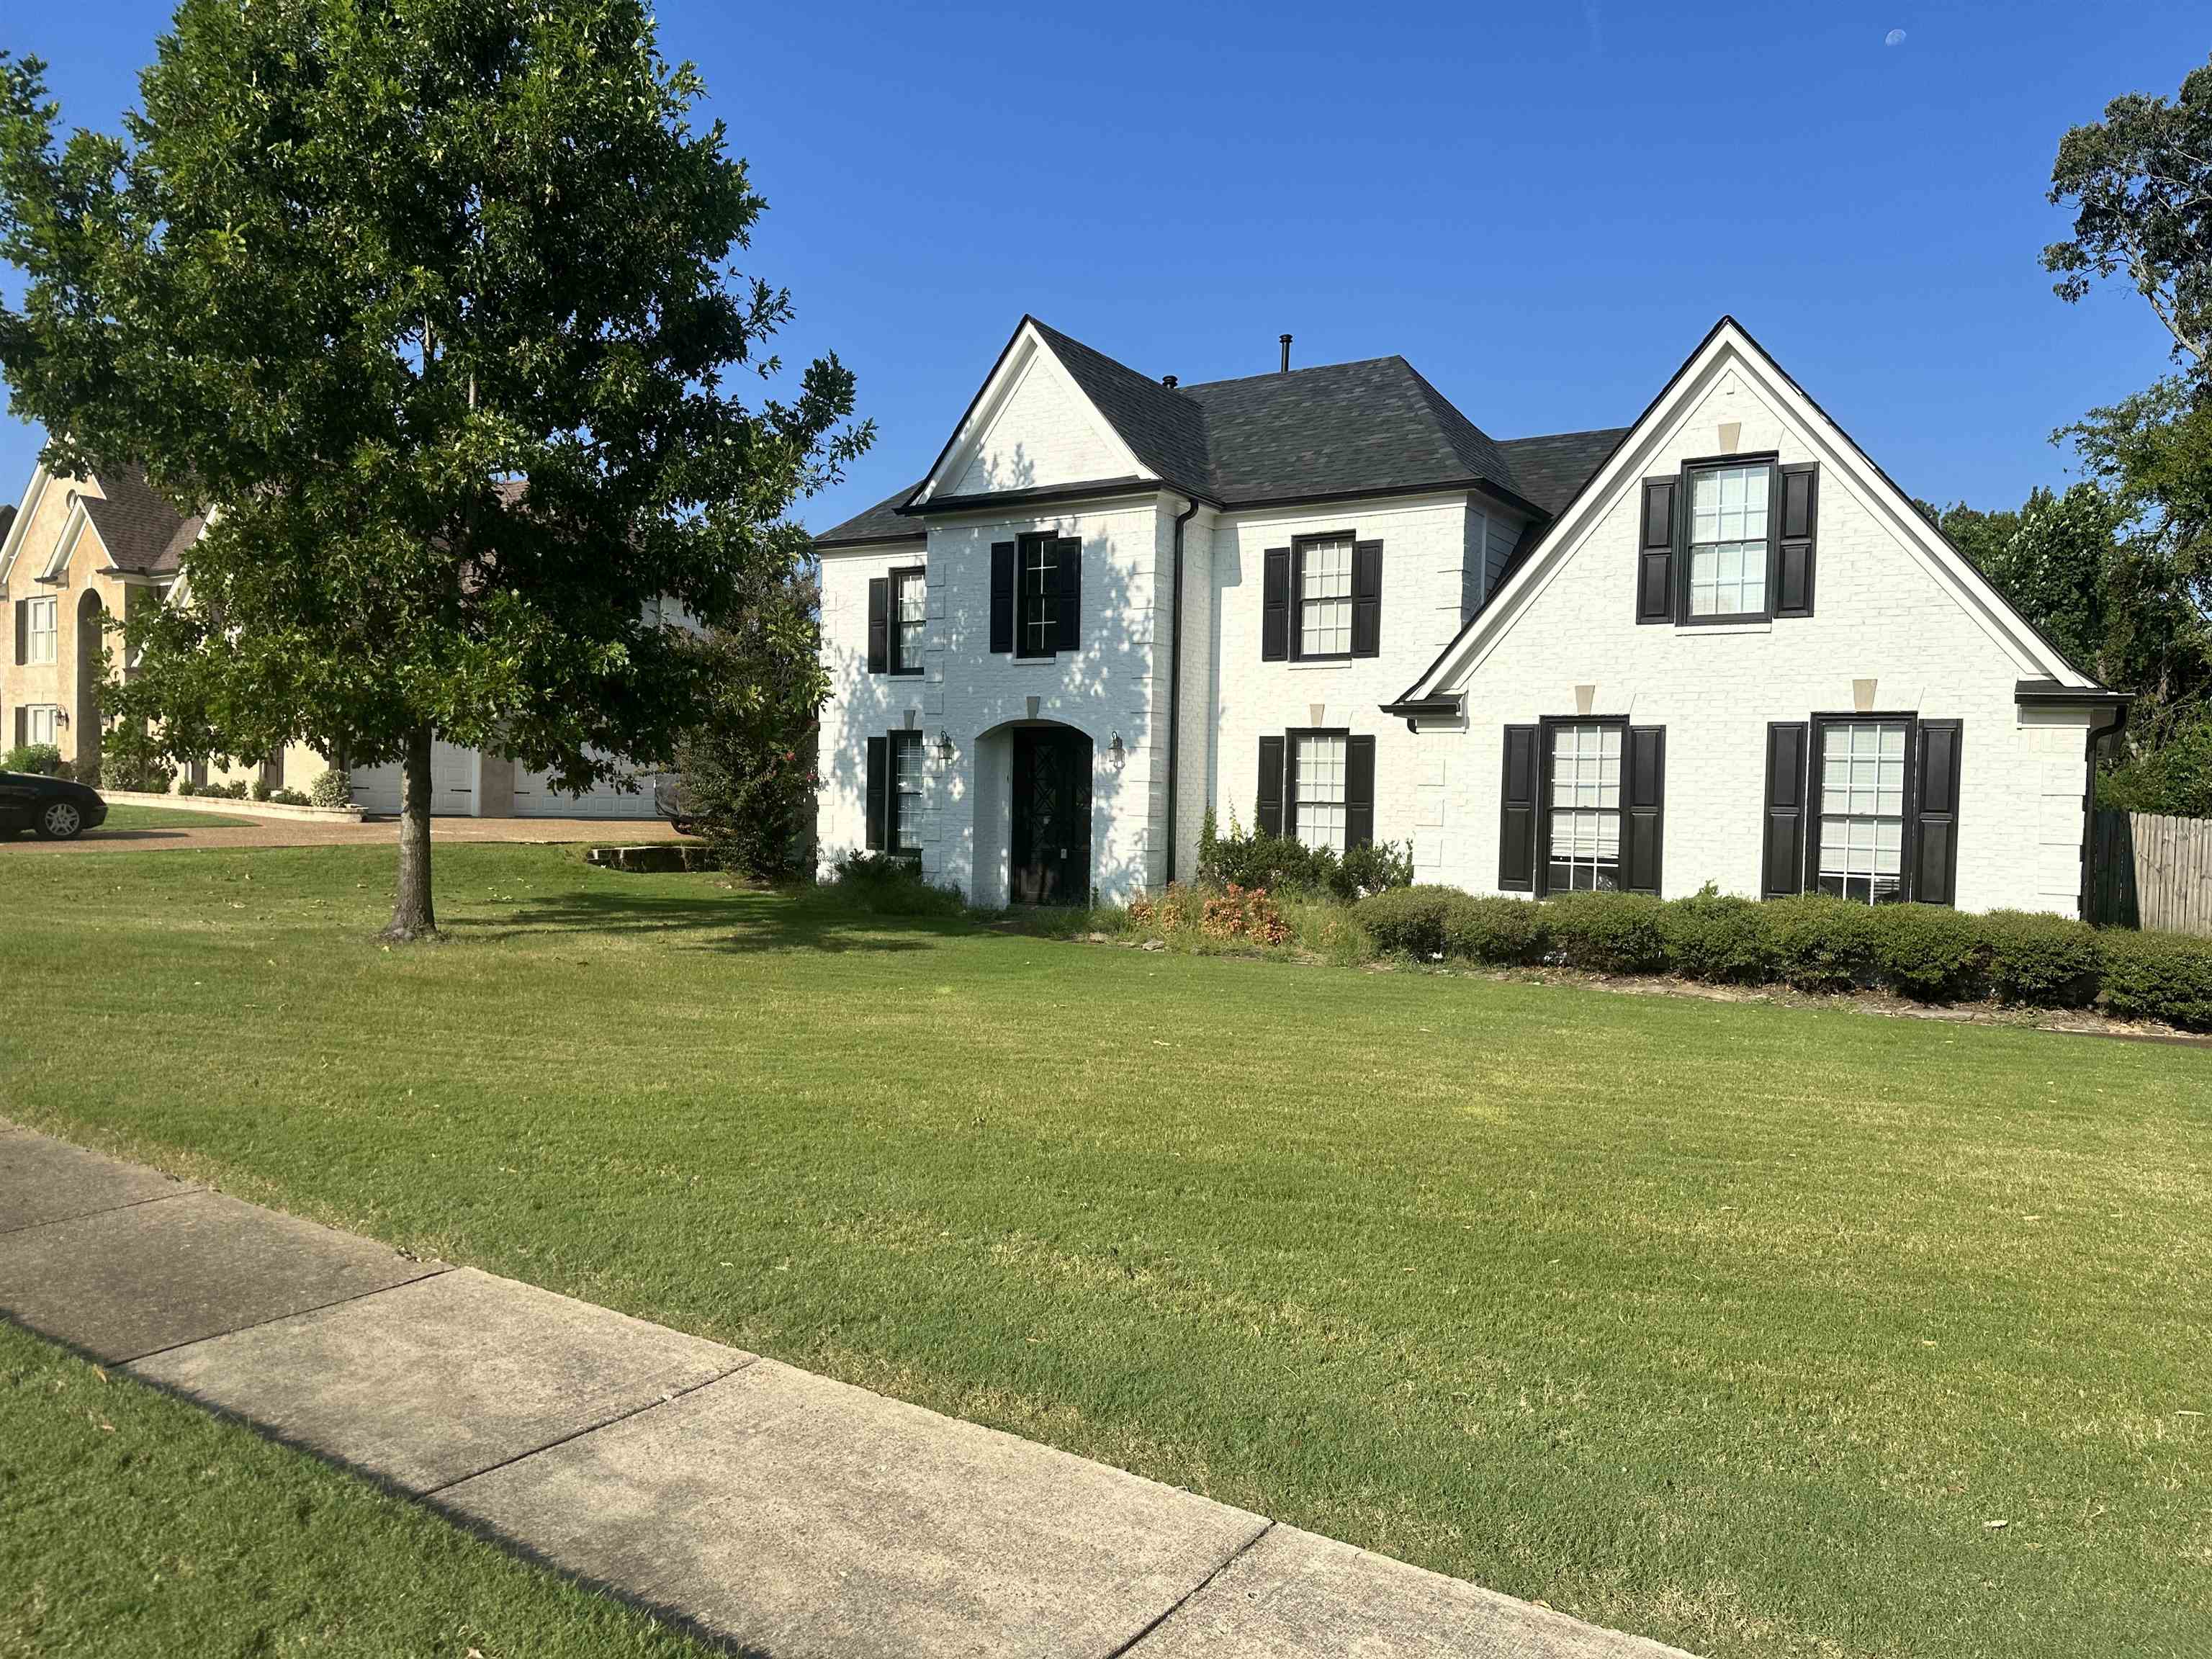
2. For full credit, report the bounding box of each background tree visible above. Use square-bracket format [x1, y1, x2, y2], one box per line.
[2043, 53, 2212, 812]
[0, 0, 868, 937]
[667, 557, 827, 879]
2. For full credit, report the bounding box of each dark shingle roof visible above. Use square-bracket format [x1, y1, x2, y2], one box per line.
[814, 321, 1622, 544]
[1493, 428, 1631, 515]
[80, 464, 194, 573]
[0, 505, 15, 548]
[815, 481, 925, 549]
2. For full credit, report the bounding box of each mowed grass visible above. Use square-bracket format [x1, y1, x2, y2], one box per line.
[0, 1320, 718, 1658]
[91, 803, 256, 832]
[1, 845, 2206, 1658]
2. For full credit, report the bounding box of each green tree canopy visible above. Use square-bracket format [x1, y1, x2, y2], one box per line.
[0, 0, 868, 935]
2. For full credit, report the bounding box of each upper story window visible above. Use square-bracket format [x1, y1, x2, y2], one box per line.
[1688, 464, 1768, 618]
[1262, 536, 1382, 662]
[27, 595, 58, 664]
[1298, 538, 1354, 659]
[1815, 719, 1907, 904]
[893, 568, 925, 674]
[1637, 459, 1819, 626]
[1019, 536, 1058, 657]
[866, 565, 927, 677]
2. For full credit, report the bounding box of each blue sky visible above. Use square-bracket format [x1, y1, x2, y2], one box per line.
[3, 1, 2204, 534]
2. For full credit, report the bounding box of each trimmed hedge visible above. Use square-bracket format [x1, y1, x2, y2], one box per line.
[1353, 884, 2212, 1032]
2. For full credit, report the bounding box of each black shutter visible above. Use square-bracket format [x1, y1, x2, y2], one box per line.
[1344, 734, 1376, 849]
[1775, 464, 1817, 618]
[1256, 735, 1285, 837]
[1636, 479, 1676, 624]
[865, 734, 887, 850]
[1762, 721, 1810, 898]
[1053, 536, 1081, 655]
[1350, 540, 1382, 657]
[1913, 720, 1963, 906]
[12, 598, 25, 665]
[1624, 726, 1665, 894]
[1262, 547, 1290, 661]
[1498, 724, 1538, 891]
[989, 541, 1015, 655]
[866, 577, 889, 674]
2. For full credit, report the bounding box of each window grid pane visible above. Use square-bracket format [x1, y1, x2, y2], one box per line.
[1545, 724, 1622, 891]
[892, 733, 925, 853]
[895, 571, 926, 670]
[1022, 542, 1055, 655]
[1688, 465, 1769, 616]
[27, 597, 56, 664]
[1292, 733, 1347, 853]
[1298, 539, 1353, 657]
[1817, 720, 1908, 904]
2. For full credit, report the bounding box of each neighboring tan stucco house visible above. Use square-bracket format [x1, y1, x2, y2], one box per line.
[0, 463, 656, 817]
[812, 315, 2126, 914]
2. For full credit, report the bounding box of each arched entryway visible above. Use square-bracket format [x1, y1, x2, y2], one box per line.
[73, 590, 104, 780]
[971, 721, 1094, 907]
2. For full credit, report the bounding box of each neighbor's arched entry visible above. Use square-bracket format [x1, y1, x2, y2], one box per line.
[972, 720, 1094, 907]
[73, 589, 104, 779]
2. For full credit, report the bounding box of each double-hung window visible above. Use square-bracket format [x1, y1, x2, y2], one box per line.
[891, 567, 925, 675]
[891, 729, 925, 856]
[1292, 732, 1347, 852]
[1545, 721, 1622, 891]
[24, 704, 60, 747]
[1297, 536, 1354, 658]
[27, 596, 57, 664]
[1687, 463, 1768, 619]
[1815, 719, 1907, 903]
[1018, 536, 1058, 658]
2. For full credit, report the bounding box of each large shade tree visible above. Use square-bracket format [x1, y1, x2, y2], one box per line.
[0, 0, 868, 936]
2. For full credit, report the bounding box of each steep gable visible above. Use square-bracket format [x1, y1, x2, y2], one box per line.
[1402, 318, 2104, 701]
[914, 320, 1154, 506]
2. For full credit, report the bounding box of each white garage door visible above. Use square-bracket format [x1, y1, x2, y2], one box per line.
[348, 742, 478, 816]
[511, 762, 660, 819]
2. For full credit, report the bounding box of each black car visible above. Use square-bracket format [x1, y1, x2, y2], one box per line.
[0, 770, 108, 840]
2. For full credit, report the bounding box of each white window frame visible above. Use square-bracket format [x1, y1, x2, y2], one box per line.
[891, 729, 925, 855]
[1686, 462, 1771, 621]
[891, 566, 927, 676]
[1543, 720, 1623, 892]
[1290, 730, 1348, 853]
[27, 595, 58, 664]
[24, 704, 61, 746]
[1294, 534, 1354, 660]
[1815, 717, 1910, 904]
[1017, 535, 1056, 660]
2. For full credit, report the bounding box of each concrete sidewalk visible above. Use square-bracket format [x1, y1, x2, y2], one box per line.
[0, 1123, 1694, 1659]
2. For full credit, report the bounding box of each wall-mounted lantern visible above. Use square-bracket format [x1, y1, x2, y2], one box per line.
[1107, 730, 1125, 770]
[936, 729, 956, 763]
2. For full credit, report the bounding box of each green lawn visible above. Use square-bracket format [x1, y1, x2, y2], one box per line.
[0, 1320, 716, 1657]
[3, 845, 2206, 1659]
[91, 802, 256, 832]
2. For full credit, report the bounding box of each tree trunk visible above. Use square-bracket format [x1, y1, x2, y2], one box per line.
[382, 724, 438, 941]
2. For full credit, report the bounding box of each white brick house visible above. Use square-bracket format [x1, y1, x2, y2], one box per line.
[814, 316, 2125, 914]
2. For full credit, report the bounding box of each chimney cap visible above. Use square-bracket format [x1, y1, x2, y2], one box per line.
[1278, 333, 1292, 374]
[1161, 374, 1178, 388]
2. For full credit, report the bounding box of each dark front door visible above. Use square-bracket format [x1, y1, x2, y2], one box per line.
[1010, 727, 1093, 906]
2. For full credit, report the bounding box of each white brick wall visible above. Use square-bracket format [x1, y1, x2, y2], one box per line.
[821, 328, 2103, 918]
[1424, 359, 2096, 914]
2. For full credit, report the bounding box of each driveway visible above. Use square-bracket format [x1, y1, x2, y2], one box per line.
[9, 814, 688, 853]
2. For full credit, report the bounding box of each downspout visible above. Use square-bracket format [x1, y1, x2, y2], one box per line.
[1164, 493, 1200, 884]
[2079, 698, 2129, 922]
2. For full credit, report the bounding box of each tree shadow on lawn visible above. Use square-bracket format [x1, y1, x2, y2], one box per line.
[444, 884, 968, 956]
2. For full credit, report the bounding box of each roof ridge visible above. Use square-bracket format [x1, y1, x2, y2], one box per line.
[1176, 354, 1406, 392]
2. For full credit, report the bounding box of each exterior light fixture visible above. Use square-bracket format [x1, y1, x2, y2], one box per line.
[1107, 731, 1125, 768]
[936, 729, 956, 761]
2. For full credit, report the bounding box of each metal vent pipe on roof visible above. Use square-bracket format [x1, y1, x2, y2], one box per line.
[1280, 333, 1292, 373]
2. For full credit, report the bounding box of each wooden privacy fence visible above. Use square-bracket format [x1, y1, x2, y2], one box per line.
[2090, 810, 2212, 935]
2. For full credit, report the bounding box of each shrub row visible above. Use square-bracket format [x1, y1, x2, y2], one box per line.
[1354, 885, 2212, 1031]
[1196, 812, 1414, 903]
